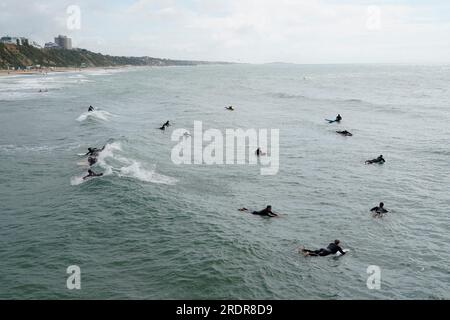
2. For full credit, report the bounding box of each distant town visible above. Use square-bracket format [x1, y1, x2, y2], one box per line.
[0, 34, 73, 50]
[0, 34, 228, 71]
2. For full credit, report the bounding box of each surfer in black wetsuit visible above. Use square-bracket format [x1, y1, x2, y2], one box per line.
[225, 106, 234, 110]
[88, 106, 94, 112]
[336, 114, 342, 122]
[85, 146, 105, 156]
[336, 130, 352, 136]
[256, 148, 266, 156]
[301, 240, 346, 257]
[88, 156, 97, 166]
[371, 202, 388, 217]
[365, 155, 385, 164]
[239, 205, 278, 217]
[83, 169, 103, 180]
[163, 121, 170, 127]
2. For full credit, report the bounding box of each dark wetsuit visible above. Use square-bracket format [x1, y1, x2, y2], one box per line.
[337, 130, 352, 136]
[371, 206, 388, 214]
[88, 107, 94, 112]
[336, 115, 342, 122]
[86, 148, 100, 156]
[252, 208, 277, 217]
[367, 157, 385, 164]
[304, 243, 345, 256]
[88, 157, 97, 166]
[83, 172, 103, 180]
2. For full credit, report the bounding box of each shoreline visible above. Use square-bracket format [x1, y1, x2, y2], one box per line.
[0, 66, 131, 77]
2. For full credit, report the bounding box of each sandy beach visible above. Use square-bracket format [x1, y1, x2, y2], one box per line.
[0, 66, 129, 77]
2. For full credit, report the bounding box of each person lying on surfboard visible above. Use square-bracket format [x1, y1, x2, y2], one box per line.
[371, 202, 388, 217]
[88, 156, 98, 166]
[336, 130, 352, 136]
[239, 205, 278, 217]
[300, 240, 346, 257]
[225, 106, 234, 110]
[85, 146, 105, 156]
[365, 155, 385, 164]
[83, 169, 103, 180]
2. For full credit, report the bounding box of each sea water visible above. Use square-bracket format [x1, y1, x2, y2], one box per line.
[0, 64, 449, 299]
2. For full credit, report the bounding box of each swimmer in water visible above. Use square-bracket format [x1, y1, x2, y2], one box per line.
[336, 114, 342, 122]
[336, 130, 352, 136]
[365, 155, 385, 164]
[225, 106, 234, 111]
[239, 205, 278, 217]
[88, 156, 97, 166]
[88, 106, 94, 112]
[85, 146, 105, 156]
[256, 148, 266, 156]
[300, 240, 346, 257]
[371, 202, 388, 217]
[83, 169, 103, 180]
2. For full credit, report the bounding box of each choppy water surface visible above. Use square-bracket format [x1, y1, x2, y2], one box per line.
[0, 64, 449, 299]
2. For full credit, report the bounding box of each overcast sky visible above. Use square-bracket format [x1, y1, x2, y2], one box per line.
[1, 0, 449, 63]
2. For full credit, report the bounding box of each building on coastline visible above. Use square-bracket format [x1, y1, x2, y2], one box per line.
[1, 36, 29, 46]
[54, 35, 72, 49]
[45, 42, 60, 49]
[30, 41, 42, 49]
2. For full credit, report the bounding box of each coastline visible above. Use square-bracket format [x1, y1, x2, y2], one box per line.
[0, 66, 130, 77]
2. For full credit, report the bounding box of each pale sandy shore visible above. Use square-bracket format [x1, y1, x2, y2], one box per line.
[0, 66, 130, 77]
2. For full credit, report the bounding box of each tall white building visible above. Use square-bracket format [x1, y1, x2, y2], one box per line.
[54, 35, 72, 49]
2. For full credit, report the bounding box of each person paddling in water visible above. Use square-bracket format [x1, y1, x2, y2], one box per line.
[300, 240, 346, 257]
[335, 114, 342, 122]
[159, 120, 171, 131]
[336, 130, 352, 136]
[256, 148, 266, 156]
[225, 106, 234, 111]
[88, 106, 94, 112]
[365, 155, 385, 164]
[239, 205, 278, 217]
[371, 202, 388, 217]
[83, 169, 103, 180]
[85, 146, 105, 156]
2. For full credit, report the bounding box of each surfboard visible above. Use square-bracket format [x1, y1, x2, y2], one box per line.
[336, 249, 349, 257]
[83, 174, 103, 181]
[325, 119, 336, 123]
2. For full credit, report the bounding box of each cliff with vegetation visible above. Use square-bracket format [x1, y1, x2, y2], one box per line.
[0, 43, 224, 69]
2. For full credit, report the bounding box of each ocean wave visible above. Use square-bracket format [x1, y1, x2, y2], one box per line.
[269, 92, 306, 99]
[118, 161, 178, 185]
[71, 142, 177, 186]
[0, 144, 60, 153]
[76, 110, 113, 122]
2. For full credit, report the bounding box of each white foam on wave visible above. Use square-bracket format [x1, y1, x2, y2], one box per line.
[0, 73, 94, 100]
[0, 144, 59, 153]
[118, 161, 178, 185]
[76, 110, 113, 122]
[71, 141, 177, 186]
